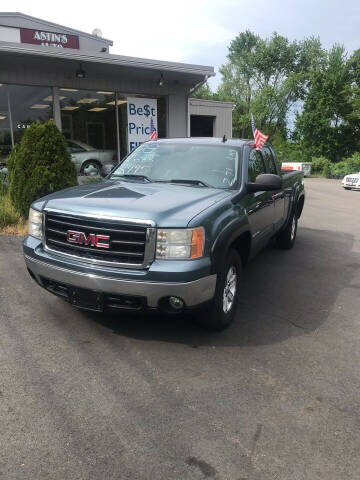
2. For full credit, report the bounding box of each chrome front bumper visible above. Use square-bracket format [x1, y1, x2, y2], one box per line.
[24, 254, 217, 309]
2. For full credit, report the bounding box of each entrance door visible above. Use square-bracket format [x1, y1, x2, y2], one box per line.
[190, 115, 214, 137]
[246, 148, 274, 252]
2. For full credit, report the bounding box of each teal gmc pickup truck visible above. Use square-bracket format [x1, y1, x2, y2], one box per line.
[23, 138, 305, 330]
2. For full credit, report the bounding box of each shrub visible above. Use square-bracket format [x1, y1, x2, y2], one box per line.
[310, 156, 332, 175]
[0, 193, 23, 229]
[329, 152, 360, 178]
[9, 121, 77, 218]
[343, 152, 360, 173]
[0, 171, 7, 197]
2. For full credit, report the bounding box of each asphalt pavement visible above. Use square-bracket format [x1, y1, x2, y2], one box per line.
[1, 178, 359, 480]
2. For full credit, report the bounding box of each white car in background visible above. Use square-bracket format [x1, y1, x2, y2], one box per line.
[342, 173, 360, 190]
[66, 140, 117, 177]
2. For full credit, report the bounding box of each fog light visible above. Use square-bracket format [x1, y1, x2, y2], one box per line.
[169, 296, 184, 310]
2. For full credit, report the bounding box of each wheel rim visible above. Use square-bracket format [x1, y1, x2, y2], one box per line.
[222, 265, 237, 313]
[84, 163, 100, 176]
[290, 216, 296, 241]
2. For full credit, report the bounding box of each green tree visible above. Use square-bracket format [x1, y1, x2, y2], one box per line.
[191, 82, 216, 100]
[9, 121, 77, 217]
[216, 31, 324, 139]
[294, 45, 359, 162]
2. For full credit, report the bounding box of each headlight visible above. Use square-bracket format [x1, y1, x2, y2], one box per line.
[28, 208, 43, 240]
[156, 227, 204, 259]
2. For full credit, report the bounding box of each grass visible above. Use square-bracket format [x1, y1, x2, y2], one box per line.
[0, 185, 27, 235]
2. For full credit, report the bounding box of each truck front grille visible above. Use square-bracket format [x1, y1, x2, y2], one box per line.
[44, 212, 155, 268]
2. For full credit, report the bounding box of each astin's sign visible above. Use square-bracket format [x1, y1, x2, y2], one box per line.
[20, 28, 80, 49]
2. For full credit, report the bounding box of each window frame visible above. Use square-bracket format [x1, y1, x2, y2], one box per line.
[246, 147, 266, 183]
[262, 145, 278, 175]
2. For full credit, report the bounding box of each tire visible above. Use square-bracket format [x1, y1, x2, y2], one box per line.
[81, 160, 102, 177]
[196, 249, 242, 331]
[276, 211, 297, 249]
[344, 187, 351, 190]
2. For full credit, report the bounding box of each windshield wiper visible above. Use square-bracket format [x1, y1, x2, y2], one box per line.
[168, 179, 210, 187]
[112, 174, 152, 183]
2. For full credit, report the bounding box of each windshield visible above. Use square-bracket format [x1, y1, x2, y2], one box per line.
[110, 142, 240, 189]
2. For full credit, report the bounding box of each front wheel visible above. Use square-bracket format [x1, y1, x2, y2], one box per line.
[195, 249, 242, 331]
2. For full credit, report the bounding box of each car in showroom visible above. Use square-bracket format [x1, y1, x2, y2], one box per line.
[342, 172, 360, 190]
[66, 140, 117, 177]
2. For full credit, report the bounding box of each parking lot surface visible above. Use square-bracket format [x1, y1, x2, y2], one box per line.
[1, 178, 360, 480]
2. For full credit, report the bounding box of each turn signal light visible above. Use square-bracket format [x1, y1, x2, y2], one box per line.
[190, 227, 204, 259]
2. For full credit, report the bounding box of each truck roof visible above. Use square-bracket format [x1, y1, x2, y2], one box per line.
[150, 137, 254, 148]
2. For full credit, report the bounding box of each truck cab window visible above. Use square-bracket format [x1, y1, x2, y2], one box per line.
[262, 147, 277, 174]
[248, 149, 266, 182]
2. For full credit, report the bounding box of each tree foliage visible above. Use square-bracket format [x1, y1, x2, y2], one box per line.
[9, 121, 77, 217]
[193, 30, 359, 167]
[294, 46, 360, 162]
[216, 30, 324, 138]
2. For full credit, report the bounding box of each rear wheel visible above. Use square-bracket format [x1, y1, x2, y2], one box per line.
[196, 249, 241, 331]
[344, 187, 351, 190]
[276, 211, 297, 249]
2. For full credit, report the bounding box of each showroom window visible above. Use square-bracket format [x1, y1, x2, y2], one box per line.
[60, 89, 166, 161]
[60, 89, 118, 155]
[7, 84, 53, 144]
[0, 84, 11, 164]
[1, 83, 167, 165]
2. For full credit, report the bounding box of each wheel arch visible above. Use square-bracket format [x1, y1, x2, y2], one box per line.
[296, 193, 305, 219]
[80, 158, 102, 173]
[211, 219, 252, 274]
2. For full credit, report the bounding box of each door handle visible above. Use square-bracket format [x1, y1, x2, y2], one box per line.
[272, 192, 285, 200]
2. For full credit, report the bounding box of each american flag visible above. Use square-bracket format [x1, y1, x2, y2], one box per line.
[251, 114, 268, 150]
[149, 118, 158, 140]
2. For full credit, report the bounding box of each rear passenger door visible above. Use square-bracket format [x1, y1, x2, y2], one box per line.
[263, 146, 286, 231]
[246, 148, 274, 252]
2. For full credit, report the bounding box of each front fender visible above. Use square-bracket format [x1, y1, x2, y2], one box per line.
[210, 215, 250, 275]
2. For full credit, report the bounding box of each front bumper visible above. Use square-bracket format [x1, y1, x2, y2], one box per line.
[24, 236, 216, 310]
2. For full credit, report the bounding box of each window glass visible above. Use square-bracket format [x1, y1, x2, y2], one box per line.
[0, 85, 11, 165]
[263, 147, 277, 174]
[60, 89, 117, 155]
[248, 149, 266, 182]
[111, 142, 239, 189]
[67, 141, 86, 153]
[60, 91, 166, 161]
[6, 84, 53, 145]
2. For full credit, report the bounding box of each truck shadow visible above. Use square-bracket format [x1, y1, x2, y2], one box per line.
[85, 227, 358, 347]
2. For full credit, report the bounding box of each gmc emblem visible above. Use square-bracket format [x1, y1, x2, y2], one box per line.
[66, 230, 110, 249]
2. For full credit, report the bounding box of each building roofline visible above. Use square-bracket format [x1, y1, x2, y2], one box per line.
[0, 41, 215, 77]
[189, 98, 234, 107]
[0, 12, 113, 45]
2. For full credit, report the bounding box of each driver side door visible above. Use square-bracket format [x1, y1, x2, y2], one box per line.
[246, 148, 274, 254]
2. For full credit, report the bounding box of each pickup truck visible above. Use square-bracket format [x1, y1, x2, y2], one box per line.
[23, 138, 305, 330]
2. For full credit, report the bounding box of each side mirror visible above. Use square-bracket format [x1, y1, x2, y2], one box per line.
[247, 173, 282, 192]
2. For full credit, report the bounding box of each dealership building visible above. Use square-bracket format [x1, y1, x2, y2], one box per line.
[0, 12, 233, 164]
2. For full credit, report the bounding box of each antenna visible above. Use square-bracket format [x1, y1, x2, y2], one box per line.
[92, 28, 103, 38]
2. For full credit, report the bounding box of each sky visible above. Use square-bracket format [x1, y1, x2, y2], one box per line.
[8, 0, 360, 89]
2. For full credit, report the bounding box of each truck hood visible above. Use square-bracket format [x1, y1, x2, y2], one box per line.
[34, 180, 232, 227]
